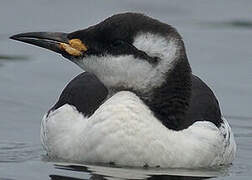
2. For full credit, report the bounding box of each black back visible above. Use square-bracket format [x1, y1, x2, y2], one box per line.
[142, 58, 223, 130]
[49, 72, 108, 117]
[144, 72, 223, 130]
[184, 75, 223, 128]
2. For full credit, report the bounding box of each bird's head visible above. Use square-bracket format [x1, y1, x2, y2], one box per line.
[11, 13, 188, 94]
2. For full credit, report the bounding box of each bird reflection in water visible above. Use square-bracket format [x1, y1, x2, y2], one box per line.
[49, 163, 226, 180]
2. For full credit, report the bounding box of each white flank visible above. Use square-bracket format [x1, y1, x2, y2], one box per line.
[41, 91, 236, 168]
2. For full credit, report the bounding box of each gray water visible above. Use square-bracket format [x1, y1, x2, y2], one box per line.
[0, 0, 251, 179]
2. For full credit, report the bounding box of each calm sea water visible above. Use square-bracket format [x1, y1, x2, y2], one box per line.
[1, 0, 251, 179]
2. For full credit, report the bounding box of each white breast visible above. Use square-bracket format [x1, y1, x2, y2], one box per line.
[41, 91, 236, 168]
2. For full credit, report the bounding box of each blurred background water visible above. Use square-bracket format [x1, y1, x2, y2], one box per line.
[0, 0, 251, 179]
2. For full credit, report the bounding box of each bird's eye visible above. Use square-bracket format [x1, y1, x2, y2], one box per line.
[111, 40, 126, 48]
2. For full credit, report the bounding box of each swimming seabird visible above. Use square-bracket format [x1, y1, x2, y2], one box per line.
[10, 13, 236, 168]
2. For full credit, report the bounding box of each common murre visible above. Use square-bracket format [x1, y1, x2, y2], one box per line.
[10, 13, 236, 168]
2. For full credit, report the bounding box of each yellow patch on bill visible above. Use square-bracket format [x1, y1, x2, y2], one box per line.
[59, 39, 87, 56]
[69, 39, 88, 52]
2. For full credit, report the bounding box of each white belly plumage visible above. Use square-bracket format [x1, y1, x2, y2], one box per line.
[41, 91, 236, 168]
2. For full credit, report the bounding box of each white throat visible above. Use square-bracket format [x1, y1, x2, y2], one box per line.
[76, 32, 180, 93]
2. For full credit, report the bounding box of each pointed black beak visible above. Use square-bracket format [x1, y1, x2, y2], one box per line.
[10, 32, 69, 54]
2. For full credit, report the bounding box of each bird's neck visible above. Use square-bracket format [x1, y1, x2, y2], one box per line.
[140, 55, 192, 131]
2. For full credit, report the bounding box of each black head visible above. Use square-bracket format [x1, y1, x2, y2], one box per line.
[68, 13, 180, 58]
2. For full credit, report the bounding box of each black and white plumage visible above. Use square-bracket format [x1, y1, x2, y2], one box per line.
[11, 13, 236, 168]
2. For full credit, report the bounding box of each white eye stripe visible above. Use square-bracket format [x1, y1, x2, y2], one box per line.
[133, 32, 177, 61]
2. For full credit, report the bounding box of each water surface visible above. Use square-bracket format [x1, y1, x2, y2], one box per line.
[1, 0, 251, 179]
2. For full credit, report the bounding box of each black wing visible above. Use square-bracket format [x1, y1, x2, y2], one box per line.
[49, 72, 108, 117]
[184, 75, 223, 128]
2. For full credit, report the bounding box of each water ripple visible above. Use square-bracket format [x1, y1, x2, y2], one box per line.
[0, 141, 41, 163]
[199, 20, 252, 29]
[50, 163, 228, 180]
